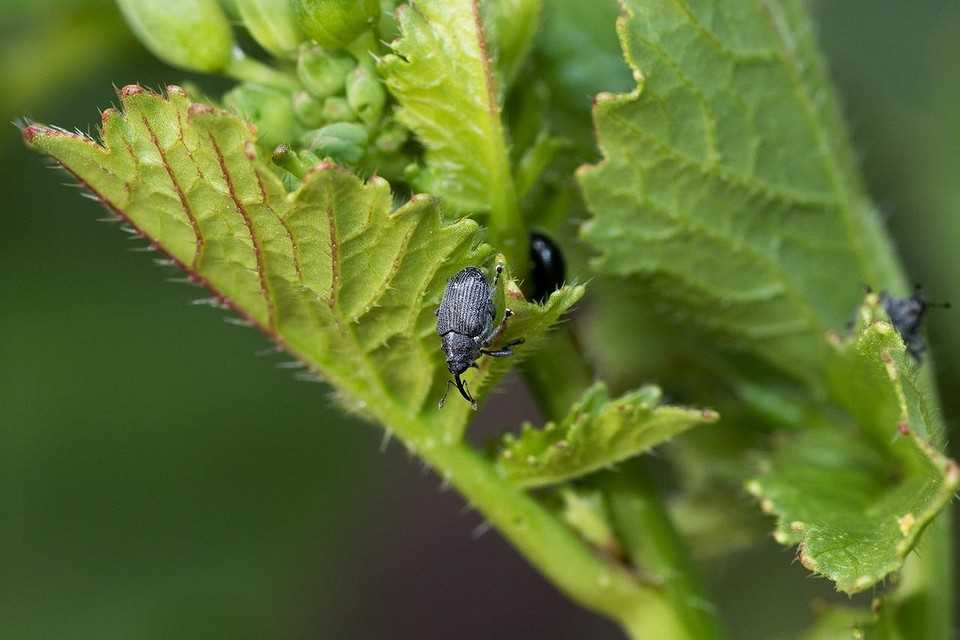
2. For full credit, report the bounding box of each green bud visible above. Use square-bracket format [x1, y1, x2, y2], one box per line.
[299, 149, 323, 166]
[301, 122, 368, 164]
[292, 0, 380, 50]
[322, 96, 355, 122]
[273, 144, 308, 178]
[374, 122, 409, 153]
[224, 83, 297, 149]
[235, 0, 304, 59]
[292, 91, 326, 128]
[116, 0, 235, 73]
[297, 45, 356, 99]
[345, 64, 386, 126]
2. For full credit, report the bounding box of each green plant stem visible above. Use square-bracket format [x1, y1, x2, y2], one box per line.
[522, 327, 594, 421]
[420, 440, 655, 626]
[517, 327, 726, 639]
[601, 464, 728, 640]
[224, 49, 300, 90]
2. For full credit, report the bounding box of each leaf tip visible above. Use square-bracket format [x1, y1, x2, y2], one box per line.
[119, 84, 146, 99]
[21, 123, 41, 144]
[896, 512, 916, 537]
[187, 102, 217, 117]
[165, 84, 187, 98]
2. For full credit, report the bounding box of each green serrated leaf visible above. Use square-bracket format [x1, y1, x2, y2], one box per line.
[496, 382, 716, 488]
[23, 86, 582, 442]
[379, 0, 524, 267]
[578, 0, 906, 384]
[747, 296, 959, 594]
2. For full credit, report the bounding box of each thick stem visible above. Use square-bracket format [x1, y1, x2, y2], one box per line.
[600, 464, 728, 640]
[419, 441, 654, 626]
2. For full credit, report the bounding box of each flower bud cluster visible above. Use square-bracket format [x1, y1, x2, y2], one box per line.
[117, 0, 412, 185]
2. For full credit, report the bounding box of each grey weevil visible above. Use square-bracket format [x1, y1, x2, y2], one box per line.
[879, 285, 950, 361]
[436, 264, 525, 409]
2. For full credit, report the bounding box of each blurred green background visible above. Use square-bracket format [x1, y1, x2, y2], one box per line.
[1, 1, 958, 638]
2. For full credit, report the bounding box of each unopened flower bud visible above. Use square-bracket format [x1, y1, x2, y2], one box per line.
[345, 64, 385, 126]
[322, 96, 354, 122]
[300, 122, 368, 164]
[374, 122, 409, 153]
[297, 45, 356, 99]
[235, 0, 304, 59]
[224, 83, 297, 148]
[117, 0, 234, 72]
[292, 91, 327, 128]
[292, 0, 380, 50]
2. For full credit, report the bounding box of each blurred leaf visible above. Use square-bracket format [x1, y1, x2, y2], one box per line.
[485, 0, 541, 89]
[1, 3, 132, 119]
[379, 0, 516, 215]
[496, 382, 716, 488]
[800, 605, 873, 640]
[24, 86, 582, 442]
[578, 0, 906, 385]
[747, 295, 958, 594]
[533, 0, 630, 151]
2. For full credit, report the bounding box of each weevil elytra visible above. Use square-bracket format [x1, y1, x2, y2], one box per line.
[436, 264, 524, 409]
[880, 285, 950, 361]
[529, 232, 566, 304]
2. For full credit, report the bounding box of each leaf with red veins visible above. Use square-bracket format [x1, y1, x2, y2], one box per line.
[25, 85, 583, 441]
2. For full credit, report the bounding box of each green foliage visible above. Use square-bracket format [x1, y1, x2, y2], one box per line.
[747, 295, 959, 594]
[23, 87, 580, 442]
[578, 0, 905, 384]
[497, 383, 716, 488]
[19, 1, 960, 638]
[379, 0, 521, 247]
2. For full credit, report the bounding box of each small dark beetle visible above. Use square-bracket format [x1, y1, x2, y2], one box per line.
[436, 264, 524, 409]
[879, 285, 949, 361]
[529, 231, 566, 304]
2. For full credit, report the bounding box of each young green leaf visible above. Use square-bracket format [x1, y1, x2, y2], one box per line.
[379, 0, 525, 271]
[747, 296, 959, 594]
[496, 382, 716, 488]
[23, 86, 581, 443]
[578, 0, 906, 384]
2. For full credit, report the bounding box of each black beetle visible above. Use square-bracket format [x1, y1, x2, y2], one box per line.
[529, 231, 566, 304]
[436, 264, 524, 409]
[880, 285, 949, 361]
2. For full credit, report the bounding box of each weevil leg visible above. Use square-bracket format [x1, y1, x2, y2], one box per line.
[483, 307, 514, 347]
[439, 379, 454, 408]
[492, 263, 504, 288]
